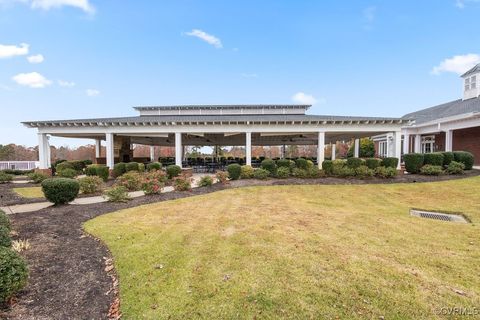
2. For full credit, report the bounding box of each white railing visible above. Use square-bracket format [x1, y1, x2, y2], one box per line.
[0, 161, 39, 171]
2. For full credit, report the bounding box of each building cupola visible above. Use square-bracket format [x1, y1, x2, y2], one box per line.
[461, 63, 480, 100]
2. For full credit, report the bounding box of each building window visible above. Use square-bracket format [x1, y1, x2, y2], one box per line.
[471, 76, 477, 89]
[421, 135, 435, 153]
[465, 78, 470, 91]
[378, 141, 388, 158]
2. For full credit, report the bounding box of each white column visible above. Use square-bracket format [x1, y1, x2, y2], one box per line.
[95, 139, 101, 158]
[394, 131, 402, 169]
[414, 134, 422, 153]
[403, 133, 410, 155]
[331, 143, 336, 161]
[106, 133, 115, 169]
[445, 130, 453, 152]
[150, 146, 155, 162]
[175, 132, 182, 167]
[246, 132, 252, 166]
[38, 133, 48, 169]
[354, 139, 360, 158]
[46, 135, 51, 168]
[317, 131, 325, 169]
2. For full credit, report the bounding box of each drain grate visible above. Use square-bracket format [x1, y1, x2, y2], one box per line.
[410, 209, 469, 223]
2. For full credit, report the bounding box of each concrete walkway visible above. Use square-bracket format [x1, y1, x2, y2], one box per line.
[1, 174, 213, 215]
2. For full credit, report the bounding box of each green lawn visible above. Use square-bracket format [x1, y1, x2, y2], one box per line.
[13, 187, 44, 198]
[84, 177, 480, 319]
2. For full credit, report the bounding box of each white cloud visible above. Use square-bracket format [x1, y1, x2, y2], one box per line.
[86, 88, 100, 96]
[12, 72, 52, 88]
[27, 54, 44, 63]
[0, 43, 29, 58]
[58, 79, 75, 87]
[185, 29, 222, 48]
[431, 54, 480, 75]
[30, 0, 95, 14]
[292, 92, 321, 105]
[241, 73, 258, 78]
[455, 0, 480, 9]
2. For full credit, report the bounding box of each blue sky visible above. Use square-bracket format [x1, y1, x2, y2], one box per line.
[1, 0, 479, 147]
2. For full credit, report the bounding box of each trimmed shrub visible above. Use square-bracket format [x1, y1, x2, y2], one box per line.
[115, 171, 143, 191]
[322, 160, 333, 174]
[336, 166, 356, 178]
[346, 157, 365, 169]
[112, 162, 127, 178]
[55, 161, 75, 172]
[27, 172, 48, 184]
[261, 159, 277, 176]
[57, 168, 77, 179]
[78, 176, 104, 194]
[423, 152, 444, 166]
[0, 172, 13, 184]
[103, 186, 130, 202]
[240, 165, 254, 179]
[166, 165, 182, 179]
[446, 161, 465, 175]
[354, 165, 374, 179]
[276, 166, 290, 178]
[41, 178, 79, 205]
[227, 164, 242, 180]
[141, 171, 166, 195]
[454, 151, 474, 170]
[442, 152, 455, 166]
[147, 162, 162, 171]
[382, 157, 399, 169]
[198, 176, 213, 187]
[292, 167, 308, 178]
[2, 169, 34, 176]
[420, 165, 444, 176]
[138, 163, 145, 172]
[253, 168, 269, 180]
[85, 165, 97, 176]
[126, 162, 140, 172]
[215, 171, 229, 184]
[295, 158, 308, 170]
[0, 210, 11, 231]
[331, 159, 347, 176]
[0, 225, 11, 247]
[276, 159, 292, 169]
[85, 165, 109, 181]
[0, 247, 28, 303]
[306, 165, 322, 178]
[403, 153, 424, 174]
[365, 158, 382, 170]
[174, 176, 191, 191]
[375, 166, 397, 178]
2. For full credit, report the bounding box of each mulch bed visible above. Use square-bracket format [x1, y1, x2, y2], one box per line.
[1, 170, 479, 319]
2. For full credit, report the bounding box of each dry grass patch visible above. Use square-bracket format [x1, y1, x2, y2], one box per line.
[13, 187, 44, 199]
[84, 177, 480, 319]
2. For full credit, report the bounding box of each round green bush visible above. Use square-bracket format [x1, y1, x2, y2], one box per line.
[0, 172, 13, 184]
[346, 157, 365, 169]
[423, 152, 444, 166]
[454, 151, 474, 170]
[364, 158, 382, 170]
[295, 158, 308, 170]
[374, 166, 397, 178]
[446, 161, 465, 175]
[276, 159, 292, 169]
[147, 162, 162, 171]
[403, 153, 424, 174]
[227, 164, 242, 180]
[260, 159, 277, 176]
[95, 165, 110, 181]
[0, 210, 11, 231]
[292, 167, 308, 178]
[41, 178, 80, 205]
[0, 225, 12, 247]
[78, 176, 104, 194]
[126, 162, 140, 172]
[85, 165, 97, 176]
[382, 157, 399, 169]
[240, 165, 254, 179]
[354, 165, 374, 179]
[0, 247, 28, 303]
[55, 161, 75, 172]
[253, 168, 269, 180]
[115, 171, 143, 191]
[57, 168, 77, 179]
[112, 162, 127, 178]
[322, 160, 333, 174]
[420, 165, 444, 176]
[442, 152, 455, 166]
[276, 166, 290, 178]
[166, 165, 182, 179]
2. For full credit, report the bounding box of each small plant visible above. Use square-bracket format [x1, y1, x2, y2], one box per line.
[126, 162, 140, 172]
[423, 152, 444, 166]
[216, 171, 229, 184]
[346, 157, 365, 169]
[227, 164, 242, 180]
[41, 178, 80, 205]
[166, 165, 182, 179]
[113, 162, 127, 177]
[382, 157, 399, 169]
[27, 171, 49, 184]
[446, 161, 465, 175]
[0, 210, 11, 231]
[306, 165, 322, 178]
[276, 159, 294, 170]
[11, 239, 30, 253]
[103, 186, 130, 202]
[453, 151, 474, 170]
[198, 175, 213, 187]
[260, 159, 277, 176]
[173, 176, 192, 191]
[365, 158, 382, 170]
[141, 170, 167, 195]
[322, 160, 333, 174]
[115, 171, 143, 191]
[253, 168, 269, 180]
[0, 225, 11, 247]
[336, 166, 356, 178]
[442, 152, 455, 166]
[86, 165, 109, 181]
[240, 165, 254, 179]
[292, 167, 308, 178]
[374, 166, 397, 178]
[0, 172, 13, 184]
[57, 168, 77, 179]
[420, 165, 444, 176]
[403, 153, 424, 174]
[78, 176, 104, 194]
[331, 159, 347, 176]
[276, 166, 290, 178]
[295, 158, 308, 170]
[354, 165, 374, 179]
[0, 246, 29, 303]
[147, 162, 162, 171]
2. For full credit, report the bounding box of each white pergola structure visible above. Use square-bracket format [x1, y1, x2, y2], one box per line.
[23, 105, 409, 170]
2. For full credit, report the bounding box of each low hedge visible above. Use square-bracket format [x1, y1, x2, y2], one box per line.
[276, 159, 292, 169]
[146, 162, 162, 171]
[423, 152, 444, 166]
[453, 151, 474, 170]
[166, 165, 182, 179]
[346, 158, 365, 169]
[112, 162, 127, 178]
[57, 168, 77, 179]
[0, 210, 11, 231]
[260, 159, 277, 176]
[227, 164, 241, 180]
[86, 165, 109, 181]
[420, 165, 444, 176]
[442, 152, 455, 166]
[404, 153, 424, 174]
[446, 161, 465, 175]
[322, 160, 333, 174]
[276, 166, 290, 178]
[27, 172, 49, 184]
[41, 178, 80, 205]
[0, 172, 13, 184]
[295, 158, 308, 170]
[240, 165, 254, 179]
[126, 162, 140, 172]
[253, 168, 269, 180]
[0, 246, 29, 303]
[382, 157, 399, 168]
[365, 158, 382, 170]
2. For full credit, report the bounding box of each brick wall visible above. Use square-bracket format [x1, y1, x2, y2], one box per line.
[453, 126, 480, 165]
